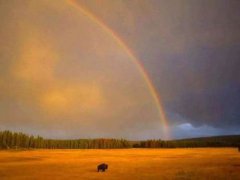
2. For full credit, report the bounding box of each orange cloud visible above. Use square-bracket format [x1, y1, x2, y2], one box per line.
[40, 84, 105, 115]
[13, 33, 58, 84]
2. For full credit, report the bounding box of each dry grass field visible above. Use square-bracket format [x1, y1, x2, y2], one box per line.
[0, 148, 239, 180]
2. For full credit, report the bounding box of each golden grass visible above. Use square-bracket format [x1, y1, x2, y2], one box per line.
[0, 148, 239, 179]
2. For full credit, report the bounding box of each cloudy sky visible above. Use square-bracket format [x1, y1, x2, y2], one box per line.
[0, 0, 239, 140]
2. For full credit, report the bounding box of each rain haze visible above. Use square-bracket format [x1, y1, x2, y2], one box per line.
[0, 0, 239, 140]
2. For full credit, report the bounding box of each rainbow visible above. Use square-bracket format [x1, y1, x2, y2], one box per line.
[67, 0, 169, 138]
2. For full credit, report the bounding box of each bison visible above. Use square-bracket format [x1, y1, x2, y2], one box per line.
[97, 163, 108, 172]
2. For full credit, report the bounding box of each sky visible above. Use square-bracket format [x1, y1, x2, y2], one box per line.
[0, 0, 239, 140]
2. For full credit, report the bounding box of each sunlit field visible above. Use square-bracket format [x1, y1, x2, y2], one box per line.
[0, 148, 239, 179]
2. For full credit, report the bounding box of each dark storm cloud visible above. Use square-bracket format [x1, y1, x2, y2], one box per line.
[78, 0, 240, 134]
[162, 45, 240, 128]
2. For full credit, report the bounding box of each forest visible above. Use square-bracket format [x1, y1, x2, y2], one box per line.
[0, 130, 239, 149]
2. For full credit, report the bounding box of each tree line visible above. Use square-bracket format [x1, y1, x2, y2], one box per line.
[0, 130, 130, 149]
[0, 130, 239, 149]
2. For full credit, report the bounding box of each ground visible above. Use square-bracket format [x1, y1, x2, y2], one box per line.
[0, 148, 239, 179]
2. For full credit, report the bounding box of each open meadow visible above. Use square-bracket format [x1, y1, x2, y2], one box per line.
[0, 148, 239, 179]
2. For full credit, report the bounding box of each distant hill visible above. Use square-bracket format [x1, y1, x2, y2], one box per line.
[174, 135, 240, 141]
[132, 135, 240, 148]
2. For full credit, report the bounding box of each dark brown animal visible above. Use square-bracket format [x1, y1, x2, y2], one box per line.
[97, 163, 108, 172]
